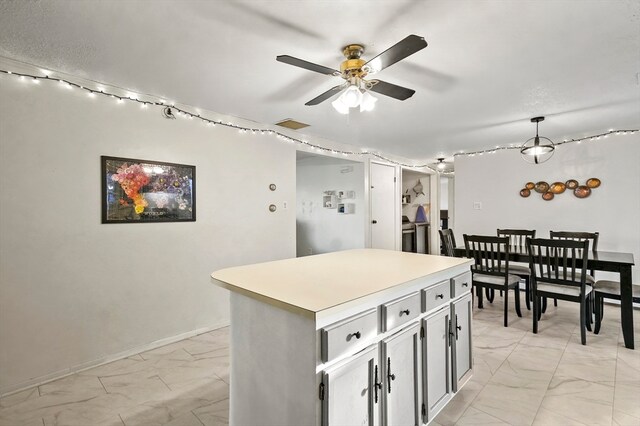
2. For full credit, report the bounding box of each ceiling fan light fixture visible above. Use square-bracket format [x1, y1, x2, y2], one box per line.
[359, 90, 377, 112]
[520, 117, 555, 164]
[340, 85, 362, 108]
[436, 158, 446, 170]
[331, 97, 349, 114]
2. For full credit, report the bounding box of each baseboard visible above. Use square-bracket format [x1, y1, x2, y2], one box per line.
[0, 321, 230, 397]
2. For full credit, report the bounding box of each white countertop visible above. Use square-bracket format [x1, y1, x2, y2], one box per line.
[211, 249, 472, 318]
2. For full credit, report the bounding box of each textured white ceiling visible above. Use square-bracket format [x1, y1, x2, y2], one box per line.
[0, 0, 638, 162]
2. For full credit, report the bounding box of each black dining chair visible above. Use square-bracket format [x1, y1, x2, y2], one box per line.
[549, 231, 599, 318]
[594, 280, 640, 334]
[497, 229, 536, 310]
[527, 238, 592, 345]
[439, 229, 456, 257]
[464, 234, 522, 327]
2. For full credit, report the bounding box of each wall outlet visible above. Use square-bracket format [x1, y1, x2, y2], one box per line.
[473, 202, 482, 210]
[307, 248, 313, 255]
[283, 202, 287, 209]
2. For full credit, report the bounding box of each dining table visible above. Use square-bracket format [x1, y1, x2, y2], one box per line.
[453, 245, 636, 349]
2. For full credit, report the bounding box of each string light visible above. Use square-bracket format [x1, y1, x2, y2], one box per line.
[451, 128, 637, 158]
[2, 68, 636, 173]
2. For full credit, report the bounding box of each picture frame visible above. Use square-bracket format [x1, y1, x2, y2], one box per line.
[101, 156, 196, 223]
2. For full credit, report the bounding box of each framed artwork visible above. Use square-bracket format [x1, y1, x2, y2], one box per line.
[101, 156, 195, 223]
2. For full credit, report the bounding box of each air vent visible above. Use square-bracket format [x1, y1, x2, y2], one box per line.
[275, 119, 310, 130]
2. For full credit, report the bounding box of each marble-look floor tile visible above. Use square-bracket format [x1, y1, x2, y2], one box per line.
[532, 407, 588, 426]
[192, 398, 228, 426]
[456, 406, 510, 425]
[612, 409, 640, 426]
[554, 352, 617, 383]
[539, 376, 614, 426]
[471, 368, 551, 425]
[39, 374, 107, 398]
[613, 381, 640, 421]
[99, 371, 172, 403]
[433, 379, 484, 425]
[0, 387, 40, 409]
[615, 347, 640, 383]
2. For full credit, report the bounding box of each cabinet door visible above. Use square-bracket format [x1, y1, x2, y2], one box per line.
[423, 305, 451, 422]
[452, 293, 473, 392]
[382, 323, 421, 426]
[322, 345, 380, 426]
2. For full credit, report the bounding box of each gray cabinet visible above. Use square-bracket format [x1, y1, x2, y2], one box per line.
[451, 292, 473, 392]
[322, 345, 380, 426]
[382, 323, 421, 426]
[422, 305, 451, 422]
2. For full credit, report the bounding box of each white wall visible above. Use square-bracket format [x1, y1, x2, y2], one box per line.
[296, 157, 365, 256]
[455, 135, 640, 278]
[0, 74, 296, 393]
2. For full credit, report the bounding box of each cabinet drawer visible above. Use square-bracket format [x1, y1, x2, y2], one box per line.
[451, 272, 471, 298]
[321, 309, 378, 363]
[423, 280, 450, 312]
[381, 292, 421, 332]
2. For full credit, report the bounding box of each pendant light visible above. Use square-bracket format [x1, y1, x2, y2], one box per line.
[521, 116, 555, 164]
[436, 158, 446, 170]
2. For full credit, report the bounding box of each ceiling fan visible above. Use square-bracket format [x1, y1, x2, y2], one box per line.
[276, 35, 428, 113]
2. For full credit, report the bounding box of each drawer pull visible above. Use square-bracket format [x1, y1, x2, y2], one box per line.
[400, 309, 410, 316]
[348, 331, 361, 340]
[436, 294, 444, 299]
[462, 282, 469, 287]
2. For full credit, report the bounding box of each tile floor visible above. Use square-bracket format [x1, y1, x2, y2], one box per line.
[1, 294, 639, 426]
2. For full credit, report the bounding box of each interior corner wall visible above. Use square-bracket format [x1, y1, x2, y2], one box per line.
[296, 160, 365, 256]
[0, 77, 296, 393]
[454, 134, 640, 279]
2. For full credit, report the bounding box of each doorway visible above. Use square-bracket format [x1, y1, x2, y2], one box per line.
[296, 151, 365, 257]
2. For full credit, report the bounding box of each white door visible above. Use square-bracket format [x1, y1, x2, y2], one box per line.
[323, 345, 380, 426]
[382, 324, 421, 426]
[370, 162, 397, 250]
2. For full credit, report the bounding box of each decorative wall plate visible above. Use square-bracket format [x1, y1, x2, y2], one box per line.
[549, 182, 566, 194]
[534, 181, 549, 193]
[525, 182, 535, 190]
[574, 186, 591, 198]
[565, 179, 579, 189]
[542, 192, 554, 201]
[520, 188, 531, 197]
[586, 178, 601, 188]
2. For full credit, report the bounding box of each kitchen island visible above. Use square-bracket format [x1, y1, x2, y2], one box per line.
[211, 249, 474, 426]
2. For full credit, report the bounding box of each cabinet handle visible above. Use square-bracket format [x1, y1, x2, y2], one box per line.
[372, 220, 378, 224]
[348, 331, 361, 340]
[400, 309, 410, 316]
[462, 282, 469, 287]
[436, 294, 444, 299]
[374, 365, 382, 403]
[455, 314, 460, 340]
[387, 357, 395, 393]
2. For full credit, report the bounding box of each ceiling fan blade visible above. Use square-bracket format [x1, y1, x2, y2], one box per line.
[368, 80, 416, 100]
[364, 35, 428, 73]
[276, 55, 340, 76]
[305, 84, 346, 105]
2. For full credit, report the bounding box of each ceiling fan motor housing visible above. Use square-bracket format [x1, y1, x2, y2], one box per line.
[341, 44, 368, 79]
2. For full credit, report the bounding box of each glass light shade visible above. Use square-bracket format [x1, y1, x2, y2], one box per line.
[331, 98, 349, 114]
[341, 85, 362, 108]
[359, 91, 377, 112]
[437, 162, 446, 170]
[520, 136, 555, 164]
